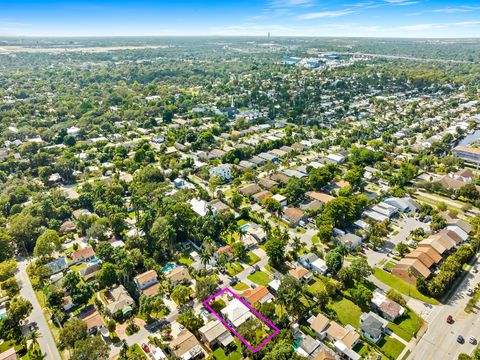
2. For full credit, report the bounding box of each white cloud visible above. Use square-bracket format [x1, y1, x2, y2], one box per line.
[384, 0, 418, 6]
[269, 0, 315, 8]
[433, 6, 480, 13]
[399, 23, 444, 30]
[298, 10, 355, 19]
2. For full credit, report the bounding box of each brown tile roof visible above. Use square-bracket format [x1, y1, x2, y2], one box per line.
[72, 246, 95, 261]
[418, 237, 447, 255]
[313, 350, 336, 360]
[258, 178, 278, 190]
[448, 218, 472, 234]
[239, 183, 262, 196]
[406, 250, 435, 268]
[165, 266, 191, 283]
[82, 310, 104, 330]
[253, 190, 272, 202]
[289, 265, 310, 280]
[134, 270, 158, 285]
[271, 173, 290, 184]
[415, 246, 442, 263]
[306, 191, 335, 203]
[428, 234, 455, 250]
[454, 145, 480, 155]
[170, 330, 202, 358]
[283, 207, 305, 223]
[396, 258, 431, 279]
[438, 229, 463, 245]
[242, 286, 271, 305]
[309, 313, 330, 334]
[379, 300, 402, 320]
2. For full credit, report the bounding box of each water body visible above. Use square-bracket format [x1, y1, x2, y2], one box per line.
[458, 129, 480, 146]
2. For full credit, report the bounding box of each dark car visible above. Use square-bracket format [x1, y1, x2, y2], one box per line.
[447, 315, 454, 324]
[229, 277, 238, 285]
[457, 335, 465, 344]
[87, 327, 98, 336]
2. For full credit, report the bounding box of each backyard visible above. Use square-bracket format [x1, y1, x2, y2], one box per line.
[388, 309, 423, 342]
[378, 336, 406, 359]
[327, 298, 362, 329]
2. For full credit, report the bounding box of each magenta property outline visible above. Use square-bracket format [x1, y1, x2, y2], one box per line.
[202, 287, 280, 353]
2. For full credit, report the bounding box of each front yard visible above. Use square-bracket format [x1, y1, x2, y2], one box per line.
[377, 336, 405, 359]
[373, 268, 439, 305]
[388, 309, 422, 342]
[247, 271, 271, 286]
[226, 262, 244, 277]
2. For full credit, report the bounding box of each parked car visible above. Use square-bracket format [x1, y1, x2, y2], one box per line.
[467, 288, 474, 296]
[249, 267, 256, 275]
[383, 266, 392, 273]
[457, 335, 465, 344]
[447, 315, 454, 324]
[473, 268, 478, 274]
[469, 336, 477, 345]
[141, 343, 150, 352]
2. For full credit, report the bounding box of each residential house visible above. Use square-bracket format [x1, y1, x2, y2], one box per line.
[105, 285, 134, 316]
[289, 265, 313, 284]
[208, 199, 231, 215]
[72, 246, 96, 263]
[169, 329, 204, 360]
[45, 257, 68, 275]
[209, 164, 232, 181]
[371, 289, 405, 322]
[258, 178, 278, 190]
[79, 263, 102, 282]
[298, 253, 328, 275]
[339, 233, 362, 250]
[272, 194, 288, 207]
[306, 191, 335, 204]
[134, 270, 160, 296]
[198, 319, 234, 348]
[383, 197, 418, 212]
[452, 146, 480, 165]
[241, 286, 274, 305]
[252, 190, 272, 203]
[360, 312, 388, 343]
[239, 183, 262, 197]
[245, 224, 266, 243]
[165, 266, 191, 286]
[238, 160, 256, 169]
[392, 258, 431, 285]
[283, 207, 305, 227]
[221, 298, 252, 327]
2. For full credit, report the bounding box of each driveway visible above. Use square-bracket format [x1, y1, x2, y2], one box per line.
[15, 258, 62, 360]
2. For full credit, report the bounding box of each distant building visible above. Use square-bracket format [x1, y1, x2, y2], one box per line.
[209, 164, 232, 181]
[453, 146, 480, 164]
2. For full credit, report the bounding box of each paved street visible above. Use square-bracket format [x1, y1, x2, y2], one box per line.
[408, 262, 480, 360]
[15, 258, 62, 360]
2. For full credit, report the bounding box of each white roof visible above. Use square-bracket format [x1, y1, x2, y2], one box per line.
[188, 198, 209, 217]
[151, 348, 167, 360]
[220, 298, 251, 327]
[311, 258, 328, 273]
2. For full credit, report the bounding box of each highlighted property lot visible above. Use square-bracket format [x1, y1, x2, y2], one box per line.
[203, 287, 280, 353]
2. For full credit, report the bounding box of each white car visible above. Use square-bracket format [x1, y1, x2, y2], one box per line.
[466, 288, 474, 296]
[469, 336, 477, 345]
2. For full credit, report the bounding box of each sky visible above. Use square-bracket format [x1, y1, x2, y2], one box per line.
[1, 0, 480, 38]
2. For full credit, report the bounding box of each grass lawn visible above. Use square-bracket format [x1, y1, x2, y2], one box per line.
[245, 251, 260, 265]
[213, 348, 242, 360]
[385, 262, 396, 270]
[308, 278, 326, 294]
[226, 262, 244, 277]
[178, 254, 193, 266]
[232, 282, 250, 291]
[247, 271, 271, 286]
[237, 219, 249, 227]
[388, 309, 422, 342]
[328, 298, 362, 329]
[378, 336, 405, 359]
[353, 342, 370, 358]
[311, 234, 319, 244]
[373, 268, 439, 305]
[69, 263, 86, 272]
[129, 344, 147, 359]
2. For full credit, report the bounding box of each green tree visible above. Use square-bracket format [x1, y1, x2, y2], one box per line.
[33, 229, 61, 258]
[177, 308, 204, 334]
[71, 336, 109, 360]
[277, 276, 304, 318]
[0, 232, 14, 262]
[195, 276, 218, 302]
[171, 285, 191, 306]
[96, 262, 118, 288]
[351, 284, 373, 306]
[325, 250, 343, 274]
[59, 318, 88, 349]
[0, 259, 17, 282]
[265, 236, 287, 267]
[349, 256, 372, 281]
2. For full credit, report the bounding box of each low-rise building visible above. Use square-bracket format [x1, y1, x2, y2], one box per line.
[360, 312, 388, 343]
[371, 289, 405, 321]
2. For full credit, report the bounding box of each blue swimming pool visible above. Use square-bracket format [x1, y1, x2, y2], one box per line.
[0, 311, 7, 319]
[292, 338, 302, 350]
[239, 223, 250, 232]
[162, 263, 177, 273]
[90, 257, 101, 265]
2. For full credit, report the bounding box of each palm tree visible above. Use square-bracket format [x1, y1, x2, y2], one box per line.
[28, 329, 41, 352]
[199, 250, 213, 268]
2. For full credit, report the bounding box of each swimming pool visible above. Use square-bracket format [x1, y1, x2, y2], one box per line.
[292, 338, 302, 350]
[239, 223, 250, 232]
[89, 257, 101, 265]
[0, 311, 7, 319]
[162, 263, 177, 273]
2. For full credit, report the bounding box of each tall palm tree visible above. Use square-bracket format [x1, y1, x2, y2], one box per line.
[199, 250, 213, 268]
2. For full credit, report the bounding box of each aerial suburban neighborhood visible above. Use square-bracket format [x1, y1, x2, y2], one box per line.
[1, 3, 480, 360]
